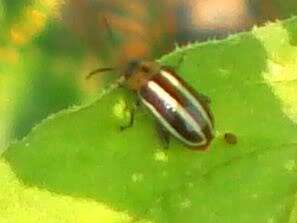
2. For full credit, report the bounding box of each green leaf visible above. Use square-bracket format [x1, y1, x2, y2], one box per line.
[1, 17, 297, 223]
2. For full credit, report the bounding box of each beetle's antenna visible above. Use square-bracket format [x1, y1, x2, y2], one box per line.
[86, 67, 114, 79]
[86, 16, 118, 80]
[86, 69, 125, 96]
[103, 15, 116, 48]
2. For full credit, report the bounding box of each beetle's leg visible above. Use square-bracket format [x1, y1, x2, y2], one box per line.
[175, 52, 186, 70]
[117, 81, 125, 89]
[156, 122, 170, 149]
[134, 97, 141, 107]
[119, 98, 140, 131]
[167, 53, 186, 71]
[162, 52, 186, 72]
[196, 92, 211, 104]
[119, 108, 135, 131]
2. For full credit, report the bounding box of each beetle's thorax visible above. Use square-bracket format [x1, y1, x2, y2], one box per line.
[123, 60, 161, 91]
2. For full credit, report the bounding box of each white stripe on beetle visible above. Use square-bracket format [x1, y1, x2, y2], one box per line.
[160, 70, 213, 128]
[139, 81, 206, 146]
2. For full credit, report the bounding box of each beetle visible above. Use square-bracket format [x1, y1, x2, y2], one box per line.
[87, 59, 214, 150]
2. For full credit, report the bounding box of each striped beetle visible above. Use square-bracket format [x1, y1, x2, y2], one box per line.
[87, 60, 214, 150]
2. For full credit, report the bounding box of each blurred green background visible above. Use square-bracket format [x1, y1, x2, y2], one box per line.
[0, 0, 297, 151]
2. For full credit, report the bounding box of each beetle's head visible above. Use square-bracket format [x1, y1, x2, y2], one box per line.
[124, 60, 160, 79]
[124, 60, 142, 78]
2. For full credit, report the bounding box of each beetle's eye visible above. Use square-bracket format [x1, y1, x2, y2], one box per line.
[141, 65, 150, 73]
